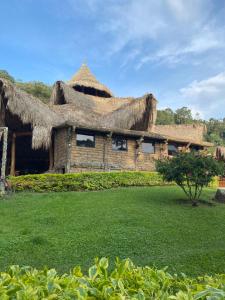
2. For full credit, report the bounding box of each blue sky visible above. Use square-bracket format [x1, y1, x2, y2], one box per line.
[1, 0, 225, 119]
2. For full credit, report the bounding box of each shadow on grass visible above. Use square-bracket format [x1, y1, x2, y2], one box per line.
[176, 198, 216, 207]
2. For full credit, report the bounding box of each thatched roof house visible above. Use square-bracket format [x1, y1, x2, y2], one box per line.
[0, 64, 213, 175]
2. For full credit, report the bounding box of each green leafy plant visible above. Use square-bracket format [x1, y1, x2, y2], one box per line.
[0, 258, 225, 299]
[156, 153, 224, 206]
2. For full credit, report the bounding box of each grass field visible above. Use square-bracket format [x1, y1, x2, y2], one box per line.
[0, 186, 224, 276]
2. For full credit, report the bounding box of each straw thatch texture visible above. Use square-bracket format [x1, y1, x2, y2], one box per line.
[0, 75, 211, 151]
[101, 94, 156, 130]
[1, 78, 158, 149]
[0, 78, 61, 149]
[50, 81, 157, 131]
[68, 64, 113, 97]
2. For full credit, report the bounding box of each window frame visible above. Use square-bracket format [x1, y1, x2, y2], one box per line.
[142, 140, 155, 154]
[168, 143, 179, 156]
[112, 136, 128, 152]
[76, 132, 95, 148]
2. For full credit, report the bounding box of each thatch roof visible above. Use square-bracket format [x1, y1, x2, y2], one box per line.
[0, 78, 61, 149]
[67, 64, 113, 97]
[0, 78, 158, 149]
[161, 134, 213, 147]
[153, 124, 210, 147]
[0, 71, 212, 150]
[50, 81, 157, 131]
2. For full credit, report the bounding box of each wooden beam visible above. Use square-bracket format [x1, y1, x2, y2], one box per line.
[15, 132, 32, 137]
[10, 132, 16, 176]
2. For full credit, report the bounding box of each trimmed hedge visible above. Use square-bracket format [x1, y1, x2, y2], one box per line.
[1, 258, 225, 299]
[9, 171, 172, 192]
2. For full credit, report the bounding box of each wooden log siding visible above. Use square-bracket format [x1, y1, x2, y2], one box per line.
[68, 131, 164, 172]
[53, 128, 68, 171]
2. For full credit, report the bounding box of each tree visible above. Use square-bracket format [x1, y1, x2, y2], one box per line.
[156, 108, 175, 125]
[156, 153, 224, 206]
[0, 70, 15, 83]
[174, 107, 193, 124]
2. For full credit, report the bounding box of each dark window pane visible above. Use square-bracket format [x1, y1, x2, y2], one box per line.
[142, 142, 155, 154]
[76, 133, 95, 148]
[112, 137, 127, 151]
[168, 144, 178, 156]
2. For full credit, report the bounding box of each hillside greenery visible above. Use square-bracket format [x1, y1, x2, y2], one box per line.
[0, 70, 52, 103]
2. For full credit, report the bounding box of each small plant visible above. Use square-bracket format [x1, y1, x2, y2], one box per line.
[156, 152, 224, 206]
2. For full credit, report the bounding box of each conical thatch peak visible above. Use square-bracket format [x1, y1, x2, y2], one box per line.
[68, 64, 113, 98]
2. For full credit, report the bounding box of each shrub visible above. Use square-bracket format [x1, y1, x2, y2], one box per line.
[1, 258, 225, 299]
[157, 153, 224, 206]
[8, 171, 173, 192]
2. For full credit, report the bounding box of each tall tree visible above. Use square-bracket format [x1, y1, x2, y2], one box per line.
[156, 108, 175, 125]
[174, 107, 193, 124]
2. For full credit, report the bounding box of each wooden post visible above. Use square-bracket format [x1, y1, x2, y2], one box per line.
[1, 127, 8, 180]
[49, 140, 54, 170]
[0, 127, 8, 195]
[10, 132, 16, 176]
[66, 127, 73, 173]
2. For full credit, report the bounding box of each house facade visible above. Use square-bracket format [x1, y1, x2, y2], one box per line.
[0, 64, 212, 176]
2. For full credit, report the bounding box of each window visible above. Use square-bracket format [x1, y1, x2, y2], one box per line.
[76, 133, 95, 148]
[112, 136, 127, 151]
[142, 142, 155, 154]
[168, 144, 178, 156]
[190, 145, 201, 152]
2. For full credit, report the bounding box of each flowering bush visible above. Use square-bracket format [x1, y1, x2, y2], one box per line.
[157, 152, 224, 206]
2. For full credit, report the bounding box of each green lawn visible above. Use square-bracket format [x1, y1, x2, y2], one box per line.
[0, 186, 224, 276]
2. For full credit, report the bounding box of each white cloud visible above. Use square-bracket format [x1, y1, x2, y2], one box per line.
[136, 24, 225, 69]
[179, 72, 225, 119]
[87, 0, 225, 69]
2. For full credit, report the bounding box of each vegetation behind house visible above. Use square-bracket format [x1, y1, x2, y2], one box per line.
[0, 70, 52, 103]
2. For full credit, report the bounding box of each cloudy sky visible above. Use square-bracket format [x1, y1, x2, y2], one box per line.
[1, 0, 225, 119]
